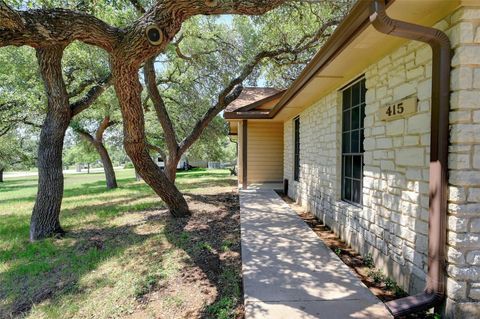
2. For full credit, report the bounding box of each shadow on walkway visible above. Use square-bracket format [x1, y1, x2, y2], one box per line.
[240, 189, 392, 319]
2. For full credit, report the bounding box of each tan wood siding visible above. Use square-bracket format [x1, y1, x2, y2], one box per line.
[247, 122, 284, 183]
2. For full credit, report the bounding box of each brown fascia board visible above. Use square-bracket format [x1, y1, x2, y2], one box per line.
[267, 0, 394, 120]
[224, 111, 270, 120]
[224, 90, 285, 119]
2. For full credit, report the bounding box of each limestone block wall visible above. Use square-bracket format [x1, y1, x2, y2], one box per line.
[444, 7, 480, 318]
[283, 6, 480, 318]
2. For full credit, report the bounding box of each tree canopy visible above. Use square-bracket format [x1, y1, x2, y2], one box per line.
[0, 0, 353, 239]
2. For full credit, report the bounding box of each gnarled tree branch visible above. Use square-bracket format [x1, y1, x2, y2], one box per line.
[144, 58, 179, 158]
[70, 74, 113, 116]
[95, 116, 116, 141]
[0, 3, 123, 51]
[0, 1, 25, 30]
[147, 143, 167, 160]
[178, 17, 338, 155]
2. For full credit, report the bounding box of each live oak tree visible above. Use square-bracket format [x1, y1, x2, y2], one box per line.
[69, 82, 121, 189]
[141, 1, 344, 182]
[71, 116, 119, 187]
[1, 0, 349, 240]
[0, 38, 111, 241]
[0, 0, 293, 241]
[0, 46, 43, 181]
[0, 47, 45, 134]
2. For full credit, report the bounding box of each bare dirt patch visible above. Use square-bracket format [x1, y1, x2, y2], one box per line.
[127, 190, 244, 319]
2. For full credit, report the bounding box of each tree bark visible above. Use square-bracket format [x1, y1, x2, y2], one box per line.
[165, 157, 178, 182]
[94, 142, 117, 188]
[30, 45, 70, 241]
[0, 168, 4, 182]
[112, 60, 190, 217]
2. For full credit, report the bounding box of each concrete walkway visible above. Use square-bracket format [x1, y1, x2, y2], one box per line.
[240, 189, 393, 319]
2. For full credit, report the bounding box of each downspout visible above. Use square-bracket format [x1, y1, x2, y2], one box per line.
[370, 0, 451, 317]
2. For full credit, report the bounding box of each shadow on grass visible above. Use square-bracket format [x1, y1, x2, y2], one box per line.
[0, 183, 38, 193]
[0, 223, 157, 318]
[0, 169, 239, 317]
[165, 192, 242, 319]
[0, 193, 240, 318]
[0, 186, 163, 248]
[0, 174, 235, 206]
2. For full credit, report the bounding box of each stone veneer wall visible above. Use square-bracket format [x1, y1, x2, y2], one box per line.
[283, 6, 480, 318]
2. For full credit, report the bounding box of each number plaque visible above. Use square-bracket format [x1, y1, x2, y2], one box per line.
[379, 97, 417, 121]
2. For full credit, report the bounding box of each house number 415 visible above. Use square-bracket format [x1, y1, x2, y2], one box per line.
[385, 103, 404, 116]
[379, 97, 417, 121]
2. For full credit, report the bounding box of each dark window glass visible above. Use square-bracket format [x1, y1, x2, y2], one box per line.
[345, 156, 352, 178]
[360, 80, 366, 103]
[344, 179, 352, 201]
[343, 88, 351, 110]
[352, 180, 361, 203]
[343, 110, 351, 131]
[294, 117, 300, 181]
[342, 133, 350, 153]
[351, 130, 359, 153]
[353, 156, 362, 179]
[360, 103, 365, 127]
[360, 129, 365, 153]
[352, 82, 361, 106]
[352, 106, 360, 130]
[341, 78, 366, 205]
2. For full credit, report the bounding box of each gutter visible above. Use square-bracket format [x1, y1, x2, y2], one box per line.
[370, 0, 451, 317]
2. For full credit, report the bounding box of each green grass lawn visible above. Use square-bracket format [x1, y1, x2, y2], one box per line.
[0, 169, 242, 319]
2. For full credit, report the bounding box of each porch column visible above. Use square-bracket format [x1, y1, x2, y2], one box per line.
[242, 119, 248, 189]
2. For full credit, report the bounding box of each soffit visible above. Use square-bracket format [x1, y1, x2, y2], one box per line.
[274, 0, 460, 122]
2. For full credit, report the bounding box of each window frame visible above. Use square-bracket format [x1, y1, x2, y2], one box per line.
[293, 116, 300, 182]
[341, 77, 366, 206]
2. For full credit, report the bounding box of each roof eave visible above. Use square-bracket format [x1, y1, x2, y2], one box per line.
[224, 112, 271, 120]
[268, 0, 395, 119]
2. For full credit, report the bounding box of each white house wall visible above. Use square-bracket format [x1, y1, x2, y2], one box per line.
[283, 6, 480, 318]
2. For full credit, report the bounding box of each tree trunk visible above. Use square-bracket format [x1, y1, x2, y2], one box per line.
[0, 168, 4, 182]
[94, 141, 117, 189]
[75, 116, 118, 189]
[30, 46, 70, 241]
[87, 163, 90, 174]
[112, 61, 190, 217]
[165, 157, 179, 183]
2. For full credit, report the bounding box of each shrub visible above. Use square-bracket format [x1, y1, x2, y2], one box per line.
[363, 253, 374, 268]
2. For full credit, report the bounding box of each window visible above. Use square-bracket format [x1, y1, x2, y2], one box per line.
[294, 116, 300, 181]
[342, 78, 366, 204]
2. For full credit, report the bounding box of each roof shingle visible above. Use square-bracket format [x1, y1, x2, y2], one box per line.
[225, 87, 282, 113]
